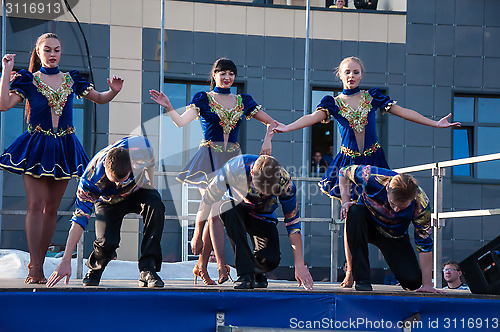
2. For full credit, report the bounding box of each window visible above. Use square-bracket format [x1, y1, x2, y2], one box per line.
[452, 94, 500, 180]
[160, 81, 239, 169]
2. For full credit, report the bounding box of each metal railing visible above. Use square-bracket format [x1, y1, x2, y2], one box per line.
[1, 153, 499, 286]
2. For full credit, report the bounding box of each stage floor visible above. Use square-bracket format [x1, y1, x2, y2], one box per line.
[1, 279, 499, 332]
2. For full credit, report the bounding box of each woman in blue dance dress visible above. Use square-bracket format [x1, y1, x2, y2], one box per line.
[0, 33, 124, 284]
[150, 58, 276, 285]
[274, 56, 460, 287]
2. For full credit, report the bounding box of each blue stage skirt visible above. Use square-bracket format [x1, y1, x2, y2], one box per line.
[318, 148, 389, 200]
[176, 141, 241, 189]
[0, 128, 89, 180]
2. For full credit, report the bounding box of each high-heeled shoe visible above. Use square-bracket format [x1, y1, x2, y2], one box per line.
[218, 265, 233, 285]
[193, 265, 216, 285]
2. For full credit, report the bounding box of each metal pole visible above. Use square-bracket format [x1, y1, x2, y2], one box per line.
[300, 0, 311, 265]
[158, 0, 165, 173]
[432, 165, 445, 288]
[0, 0, 7, 247]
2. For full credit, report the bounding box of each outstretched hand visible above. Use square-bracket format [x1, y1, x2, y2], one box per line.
[150, 89, 173, 110]
[46, 261, 72, 288]
[436, 113, 461, 128]
[272, 121, 289, 133]
[107, 75, 124, 93]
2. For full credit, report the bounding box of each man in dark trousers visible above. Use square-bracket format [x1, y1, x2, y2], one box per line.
[339, 164, 443, 293]
[47, 135, 165, 288]
[191, 154, 314, 290]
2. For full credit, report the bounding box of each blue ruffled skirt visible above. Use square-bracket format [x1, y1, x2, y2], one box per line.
[318, 148, 389, 200]
[0, 129, 89, 180]
[176, 142, 241, 188]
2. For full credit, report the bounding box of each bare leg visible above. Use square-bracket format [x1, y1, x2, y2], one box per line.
[23, 175, 47, 283]
[193, 188, 216, 285]
[38, 178, 69, 280]
[209, 202, 226, 269]
[340, 223, 353, 287]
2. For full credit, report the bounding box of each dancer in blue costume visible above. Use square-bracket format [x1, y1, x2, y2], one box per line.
[0, 33, 124, 284]
[274, 56, 460, 287]
[150, 58, 276, 285]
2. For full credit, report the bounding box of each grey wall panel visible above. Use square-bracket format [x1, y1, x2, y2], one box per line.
[482, 217, 500, 241]
[193, 32, 216, 64]
[387, 43, 406, 74]
[435, 25, 454, 56]
[455, 0, 484, 26]
[311, 39, 341, 71]
[453, 56, 483, 88]
[435, 0, 456, 25]
[483, 58, 500, 89]
[293, 38, 305, 70]
[454, 26, 484, 57]
[359, 42, 388, 74]
[246, 35, 265, 68]
[386, 145, 405, 169]
[433, 86, 453, 118]
[484, 27, 500, 58]
[406, 0, 435, 25]
[405, 54, 435, 86]
[434, 56, 454, 87]
[263, 78, 294, 110]
[485, 0, 500, 27]
[404, 121, 433, 147]
[405, 85, 434, 116]
[264, 37, 294, 68]
[215, 33, 246, 65]
[386, 115, 405, 146]
[340, 41, 359, 61]
[406, 23, 434, 55]
[165, 30, 194, 62]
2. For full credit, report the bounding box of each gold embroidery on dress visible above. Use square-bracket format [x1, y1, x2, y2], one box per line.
[28, 124, 76, 138]
[33, 72, 73, 116]
[314, 107, 331, 124]
[199, 140, 240, 153]
[76, 84, 94, 99]
[9, 89, 26, 102]
[207, 93, 244, 134]
[246, 105, 261, 120]
[341, 142, 381, 158]
[335, 91, 372, 133]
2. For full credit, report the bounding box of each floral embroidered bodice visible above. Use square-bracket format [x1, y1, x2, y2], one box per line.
[335, 90, 372, 133]
[206, 93, 245, 135]
[33, 72, 74, 116]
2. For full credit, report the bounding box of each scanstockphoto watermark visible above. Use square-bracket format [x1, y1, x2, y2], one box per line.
[289, 317, 423, 330]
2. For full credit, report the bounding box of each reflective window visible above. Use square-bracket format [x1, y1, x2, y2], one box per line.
[453, 94, 500, 180]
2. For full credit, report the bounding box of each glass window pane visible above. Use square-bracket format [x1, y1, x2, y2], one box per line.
[161, 115, 183, 167]
[311, 90, 332, 111]
[452, 129, 471, 176]
[3, 107, 24, 144]
[478, 98, 500, 123]
[453, 97, 474, 122]
[191, 84, 209, 100]
[164, 83, 187, 109]
[73, 107, 84, 143]
[477, 127, 500, 179]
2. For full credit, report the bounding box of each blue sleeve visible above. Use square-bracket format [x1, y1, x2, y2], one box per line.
[279, 180, 301, 235]
[69, 70, 94, 97]
[368, 88, 396, 113]
[69, 181, 98, 229]
[9, 69, 33, 102]
[240, 93, 261, 119]
[189, 91, 209, 109]
[315, 95, 337, 124]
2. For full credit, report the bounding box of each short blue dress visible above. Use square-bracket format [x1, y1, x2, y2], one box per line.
[176, 91, 261, 188]
[316, 88, 396, 199]
[0, 69, 93, 180]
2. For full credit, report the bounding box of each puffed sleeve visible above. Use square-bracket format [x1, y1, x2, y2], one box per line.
[368, 87, 397, 114]
[69, 70, 94, 98]
[9, 69, 33, 102]
[240, 93, 262, 120]
[188, 91, 208, 119]
[314, 95, 336, 124]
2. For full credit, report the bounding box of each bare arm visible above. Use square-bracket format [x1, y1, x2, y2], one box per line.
[191, 201, 211, 255]
[149, 89, 198, 128]
[388, 104, 460, 128]
[289, 232, 314, 290]
[0, 54, 23, 111]
[46, 222, 84, 287]
[416, 251, 444, 293]
[274, 111, 326, 133]
[84, 75, 124, 105]
[253, 110, 276, 155]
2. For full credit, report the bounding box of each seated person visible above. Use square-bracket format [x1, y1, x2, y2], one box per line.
[442, 261, 470, 290]
[339, 164, 443, 293]
[354, 0, 378, 9]
[191, 154, 314, 290]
